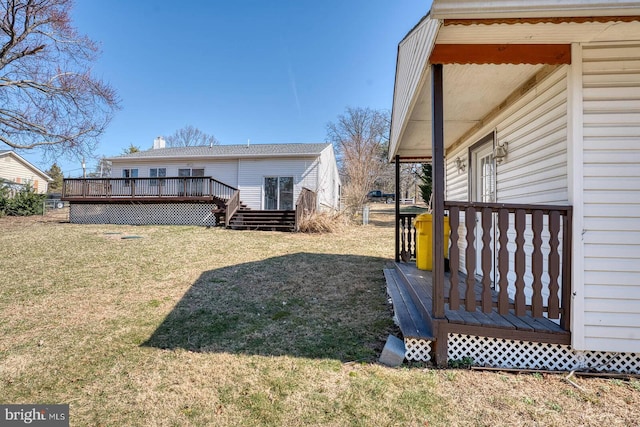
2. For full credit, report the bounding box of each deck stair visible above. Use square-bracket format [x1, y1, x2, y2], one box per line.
[228, 209, 296, 231]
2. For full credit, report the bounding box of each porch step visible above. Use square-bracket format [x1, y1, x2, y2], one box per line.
[229, 209, 296, 232]
[384, 268, 434, 340]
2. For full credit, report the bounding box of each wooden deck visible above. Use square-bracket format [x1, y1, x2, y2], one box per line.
[385, 261, 570, 365]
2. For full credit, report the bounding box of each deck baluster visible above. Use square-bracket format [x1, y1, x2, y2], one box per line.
[514, 209, 526, 316]
[481, 207, 493, 313]
[548, 210, 561, 319]
[448, 206, 460, 310]
[407, 217, 415, 257]
[497, 208, 510, 314]
[531, 210, 544, 318]
[465, 206, 476, 311]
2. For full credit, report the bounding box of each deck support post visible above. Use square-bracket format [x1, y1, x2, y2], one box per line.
[432, 323, 449, 368]
[395, 155, 401, 262]
[432, 63, 446, 319]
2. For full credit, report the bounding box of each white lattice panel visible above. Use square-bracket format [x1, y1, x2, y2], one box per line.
[448, 333, 640, 374]
[405, 338, 432, 362]
[70, 203, 217, 227]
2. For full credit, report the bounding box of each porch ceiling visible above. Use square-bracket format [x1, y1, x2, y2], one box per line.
[396, 63, 545, 160]
[389, 10, 640, 162]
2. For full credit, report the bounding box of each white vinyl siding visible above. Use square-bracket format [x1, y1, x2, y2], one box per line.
[581, 43, 640, 353]
[111, 160, 239, 188]
[238, 158, 319, 210]
[109, 149, 340, 212]
[495, 68, 568, 204]
[445, 148, 468, 202]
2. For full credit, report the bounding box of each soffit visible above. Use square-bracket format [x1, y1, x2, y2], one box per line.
[391, 16, 640, 161]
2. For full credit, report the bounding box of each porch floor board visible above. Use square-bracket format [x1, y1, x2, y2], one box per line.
[384, 268, 433, 340]
[394, 262, 569, 336]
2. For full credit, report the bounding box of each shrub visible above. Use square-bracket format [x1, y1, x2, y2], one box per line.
[298, 211, 350, 233]
[0, 183, 46, 216]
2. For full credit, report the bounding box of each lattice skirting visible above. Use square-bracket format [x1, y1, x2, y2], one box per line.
[403, 334, 639, 373]
[69, 203, 218, 227]
[447, 334, 640, 374]
[405, 338, 432, 362]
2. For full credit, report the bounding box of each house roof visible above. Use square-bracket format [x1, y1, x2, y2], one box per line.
[108, 143, 332, 161]
[0, 150, 52, 181]
[389, 0, 640, 161]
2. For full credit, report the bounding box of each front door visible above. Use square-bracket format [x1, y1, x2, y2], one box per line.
[471, 137, 496, 281]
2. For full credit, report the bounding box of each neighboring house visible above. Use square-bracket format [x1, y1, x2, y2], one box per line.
[386, 0, 640, 374]
[0, 150, 52, 194]
[62, 140, 341, 230]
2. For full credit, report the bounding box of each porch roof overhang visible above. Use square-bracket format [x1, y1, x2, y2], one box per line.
[389, 2, 640, 162]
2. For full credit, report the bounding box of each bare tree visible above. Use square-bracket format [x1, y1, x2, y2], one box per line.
[0, 0, 119, 159]
[165, 125, 219, 147]
[326, 107, 390, 215]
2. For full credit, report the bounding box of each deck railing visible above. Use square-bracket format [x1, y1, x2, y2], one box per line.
[294, 187, 317, 231]
[396, 202, 573, 330]
[398, 213, 418, 260]
[225, 190, 241, 228]
[62, 177, 237, 202]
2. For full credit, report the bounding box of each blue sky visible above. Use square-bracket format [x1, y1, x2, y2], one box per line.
[20, 1, 431, 176]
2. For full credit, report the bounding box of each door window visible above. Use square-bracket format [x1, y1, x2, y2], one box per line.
[470, 135, 496, 283]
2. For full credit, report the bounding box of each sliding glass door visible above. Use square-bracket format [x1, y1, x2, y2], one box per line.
[264, 176, 293, 210]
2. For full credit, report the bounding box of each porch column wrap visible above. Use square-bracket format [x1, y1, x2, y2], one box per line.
[432, 63, 446, 319]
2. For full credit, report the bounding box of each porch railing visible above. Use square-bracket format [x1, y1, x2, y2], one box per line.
[398, 213, 418, 260]
[396, 202, 573, 330]
[62, 177, 237, 202]
[294, 187, 317, 232]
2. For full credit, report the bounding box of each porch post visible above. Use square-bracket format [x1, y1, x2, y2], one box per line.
[395, 154, 401, 262]
[432, 63, 445, 319]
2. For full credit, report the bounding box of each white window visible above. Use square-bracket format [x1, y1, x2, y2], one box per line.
[122, 168, 138, 186]
[150, 168, 166, 186]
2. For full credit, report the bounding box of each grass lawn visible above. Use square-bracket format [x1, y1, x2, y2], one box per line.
[1, 208, 638, 426]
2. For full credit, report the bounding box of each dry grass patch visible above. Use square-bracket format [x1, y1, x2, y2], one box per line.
[297, 210, 351, 233]
[0, 209, 639, 426]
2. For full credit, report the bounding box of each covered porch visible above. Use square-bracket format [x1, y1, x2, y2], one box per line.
[386, 8, 586, 367]
[390, 200, 572, 366]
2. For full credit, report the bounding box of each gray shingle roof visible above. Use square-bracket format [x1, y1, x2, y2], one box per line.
[108, 143, 331, 160]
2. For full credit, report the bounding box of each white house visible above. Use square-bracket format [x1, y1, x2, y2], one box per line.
[63, 141, 341, 229]
[0, 150, 52, 194]
[108, 140, 340, 212]
[386, 0, 640, 373]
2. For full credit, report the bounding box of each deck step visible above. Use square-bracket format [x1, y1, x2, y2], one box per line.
[229, 209, 295, 231]
[384, 268, 434, 340]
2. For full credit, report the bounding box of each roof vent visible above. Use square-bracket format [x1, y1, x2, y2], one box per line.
[153, 136, 166, 149]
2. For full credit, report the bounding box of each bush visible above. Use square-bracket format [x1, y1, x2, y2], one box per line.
[0, 184, 46, 216]
[297, 211, 350, 233]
